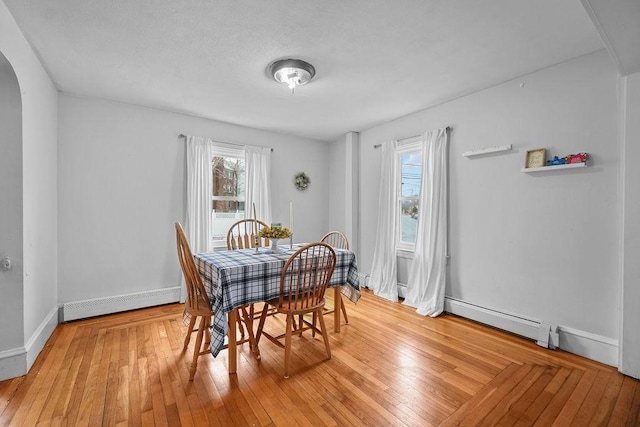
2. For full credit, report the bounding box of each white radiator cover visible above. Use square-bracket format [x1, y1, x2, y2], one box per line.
[443, 297, 617, 366]
[62, 286, 182, 321]
[358, 273, 370, 288]
[396, 283, 617, 367]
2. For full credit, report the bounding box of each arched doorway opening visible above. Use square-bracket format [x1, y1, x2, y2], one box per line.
[0, 50, 24, 379]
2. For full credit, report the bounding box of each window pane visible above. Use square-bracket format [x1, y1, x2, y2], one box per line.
[212, 157, 245, 199]
[211, 156, 245, 244]
[401, 151, 422, 197]
[400, 200, 419, 244]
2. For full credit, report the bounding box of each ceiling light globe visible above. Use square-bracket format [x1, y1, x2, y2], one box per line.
[269, 59, 315, 92]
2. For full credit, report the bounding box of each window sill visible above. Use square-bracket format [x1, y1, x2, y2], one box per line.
[211, 241, 228, 251]
[396, 249, 414, 259]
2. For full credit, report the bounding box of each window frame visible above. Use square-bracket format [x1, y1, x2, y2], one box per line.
[396, 137, 423, 252]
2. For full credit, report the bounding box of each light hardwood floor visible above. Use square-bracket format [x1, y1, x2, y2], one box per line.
[1, 289, 638, 426]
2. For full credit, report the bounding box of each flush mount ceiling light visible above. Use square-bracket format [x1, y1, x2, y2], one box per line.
[269, 58, 315, 94]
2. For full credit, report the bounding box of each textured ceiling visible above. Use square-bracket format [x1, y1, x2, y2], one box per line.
[3, 1, 604, 141]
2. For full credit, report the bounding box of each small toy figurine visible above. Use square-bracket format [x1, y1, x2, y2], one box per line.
[547, 156, 566, 166]
[565, 152, 588, 164]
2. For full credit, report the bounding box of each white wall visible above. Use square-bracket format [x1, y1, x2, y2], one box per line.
[359, 50, 620, 358]
[20, 51, 58, 369]
[327, 132, 360, 256]
[328, 134, 347, 233]
[0, 1, 59, 379]
[57, 95, 328, 304]
[621, 72, 640, 378]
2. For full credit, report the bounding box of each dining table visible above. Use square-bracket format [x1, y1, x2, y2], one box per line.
[194, 244, 361, 374]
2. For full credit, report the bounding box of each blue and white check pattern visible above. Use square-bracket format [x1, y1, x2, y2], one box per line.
[194, 246, 360, 356]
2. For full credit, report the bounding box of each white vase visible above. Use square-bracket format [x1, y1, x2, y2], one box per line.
[270, 239, 281, 254]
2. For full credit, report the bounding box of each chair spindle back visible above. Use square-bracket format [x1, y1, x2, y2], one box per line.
[278, 243, 336, 312]
[175, 222, 211, 313]
[320, 231, 349, 250]
[227, 219, 270, 250]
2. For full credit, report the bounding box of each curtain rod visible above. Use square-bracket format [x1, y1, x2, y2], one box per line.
[179, 134, 274, 152]
[373, 126, 452, 148]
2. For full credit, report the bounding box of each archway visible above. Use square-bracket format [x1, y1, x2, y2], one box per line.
[0, 50, 24, 379]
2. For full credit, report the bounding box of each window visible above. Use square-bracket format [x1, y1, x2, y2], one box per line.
[397, 139, 423, 251]
[211, 148, 245, 246]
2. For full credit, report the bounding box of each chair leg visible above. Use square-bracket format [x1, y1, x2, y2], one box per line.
[189, 315, 206, 381]
[237, 308, 246, 340]
[339, 294, 349, 324]
[297, 314, 304, 336]
[183, 313, 197, 351]
[316, 308, 332, 360]
[203, 316, 212, 350]
[201, 316, 212, 353]
[284, 314, 293, 379]
[311, 312, 317, 338]
[255, 304, 270, 345]
[240, 306, 260, 359]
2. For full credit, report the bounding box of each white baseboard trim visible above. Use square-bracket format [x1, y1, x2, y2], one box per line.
[444, 298, 540, 341]
[0, 346, 26, 381]
[62, 286, 182, 321]
[1, 288, 182, 381]
[557, 325, 618, 367]
[444, 297, 618, 367]
[0, 305, 59, 381]
[25, 305, 59, 370]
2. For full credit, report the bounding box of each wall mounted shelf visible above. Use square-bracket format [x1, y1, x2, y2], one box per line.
[462, 144, 512, 157]
[521, 162, 587, 173]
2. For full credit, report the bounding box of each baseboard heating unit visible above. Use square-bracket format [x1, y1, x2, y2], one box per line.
[443, 297, 617, 366]
[62, 286, 181, 321]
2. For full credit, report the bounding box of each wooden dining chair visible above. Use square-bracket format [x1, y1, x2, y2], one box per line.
[227, 218, 279, 325]
[175, 222, 257, 380]
[320, 231, 350, 325]
[255, 242, 337, 378]
[226, 218, 270, 250]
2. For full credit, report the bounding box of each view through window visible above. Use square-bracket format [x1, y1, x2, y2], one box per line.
[211, 154, 245, 245]
[398, 142, 422, 249]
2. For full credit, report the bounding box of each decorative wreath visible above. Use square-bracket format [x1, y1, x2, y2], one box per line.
[294, 172, 310, 191]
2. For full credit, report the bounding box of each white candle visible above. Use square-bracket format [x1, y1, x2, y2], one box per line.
[290, 202, 293, 234]
[253, 203, 258, 236]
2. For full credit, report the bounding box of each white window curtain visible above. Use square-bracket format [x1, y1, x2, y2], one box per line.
[185, 135, 214, 253]
[403, 127, 449, 316]
[244, 145, 272, 225]
[369, 140, 399, 302]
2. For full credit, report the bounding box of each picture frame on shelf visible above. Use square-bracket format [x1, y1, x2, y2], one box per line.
[525, 148, 546, 168]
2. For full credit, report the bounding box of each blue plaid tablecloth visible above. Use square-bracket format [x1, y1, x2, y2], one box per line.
[194, 246, 360, 357]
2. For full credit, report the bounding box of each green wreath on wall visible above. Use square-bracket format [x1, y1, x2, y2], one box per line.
[294, 172, 310, 191]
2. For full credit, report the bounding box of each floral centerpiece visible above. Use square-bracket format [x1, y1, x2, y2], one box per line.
[259, 226, 292, 254]
[259, 226, 292, 240]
